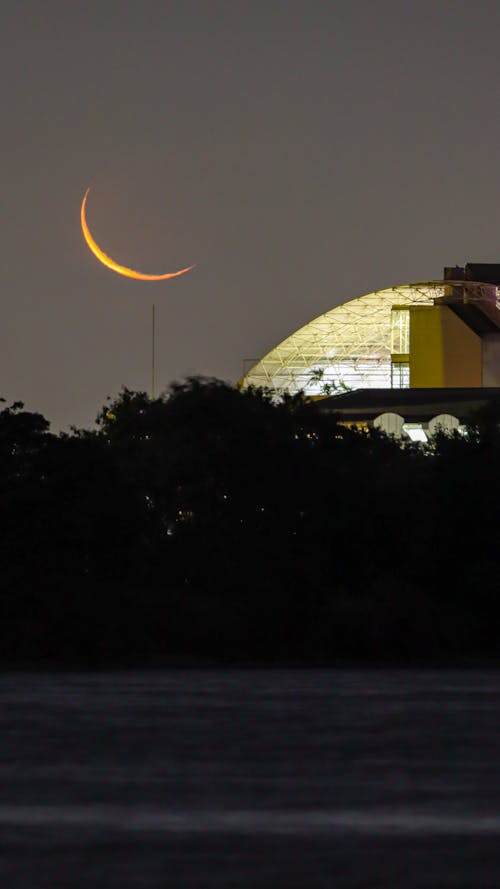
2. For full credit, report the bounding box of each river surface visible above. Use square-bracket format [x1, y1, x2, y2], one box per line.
[0, 670, 498, 888]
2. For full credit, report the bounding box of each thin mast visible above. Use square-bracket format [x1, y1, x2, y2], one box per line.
[151, 303, 156, 399]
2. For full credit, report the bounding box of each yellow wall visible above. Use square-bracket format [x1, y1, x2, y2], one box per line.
[409, 306, 482, 387]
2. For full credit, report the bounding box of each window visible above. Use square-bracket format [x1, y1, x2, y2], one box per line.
[391, 362, 410, 388]
[390, 308, 410, 355]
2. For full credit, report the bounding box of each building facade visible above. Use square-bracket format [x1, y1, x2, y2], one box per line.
[241, 263, 500, 440]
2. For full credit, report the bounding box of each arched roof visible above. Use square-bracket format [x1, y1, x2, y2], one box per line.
[241, 282, 447, 394]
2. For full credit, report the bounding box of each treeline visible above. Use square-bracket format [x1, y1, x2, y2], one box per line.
[0, 379, 499, 665]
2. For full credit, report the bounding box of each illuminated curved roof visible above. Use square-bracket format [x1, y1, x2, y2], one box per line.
[241, 281, 495, 395]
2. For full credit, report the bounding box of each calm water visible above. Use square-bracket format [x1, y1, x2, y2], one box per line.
[0, 670, 498, 888]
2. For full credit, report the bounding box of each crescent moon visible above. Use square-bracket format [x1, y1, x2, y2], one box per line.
[80, 188, 195, 281]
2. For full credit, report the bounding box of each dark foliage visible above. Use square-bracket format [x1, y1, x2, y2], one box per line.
[0, 382, 498, 665]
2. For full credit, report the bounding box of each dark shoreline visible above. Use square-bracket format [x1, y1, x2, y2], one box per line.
[2, 382, 500, 672]
[2, 657, 499, 672]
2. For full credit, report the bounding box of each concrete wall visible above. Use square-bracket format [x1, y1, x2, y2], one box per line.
[409, 306, 482, 387]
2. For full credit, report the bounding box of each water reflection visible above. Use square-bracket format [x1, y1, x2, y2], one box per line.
[0, 671, 499, 888]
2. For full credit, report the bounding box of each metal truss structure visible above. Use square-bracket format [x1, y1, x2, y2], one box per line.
[241, 281, 500, 395]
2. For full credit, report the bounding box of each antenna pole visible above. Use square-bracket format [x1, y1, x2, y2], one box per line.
[151, 303, 156, 399]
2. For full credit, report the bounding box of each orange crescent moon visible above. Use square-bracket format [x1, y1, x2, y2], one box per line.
[80, 188, 195, 281]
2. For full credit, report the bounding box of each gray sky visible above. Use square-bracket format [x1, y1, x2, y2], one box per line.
[1, 0, 499, 429]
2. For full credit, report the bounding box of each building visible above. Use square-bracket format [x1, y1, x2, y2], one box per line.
[241, 263, 500, 440]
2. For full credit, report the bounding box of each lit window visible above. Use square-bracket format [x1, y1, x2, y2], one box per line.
[391, 362, 410, 388]
[402, 423, 428, 443]
[390, 309, 410, 355]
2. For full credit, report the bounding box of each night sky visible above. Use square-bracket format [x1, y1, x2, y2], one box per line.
[2, 0, 499, 429]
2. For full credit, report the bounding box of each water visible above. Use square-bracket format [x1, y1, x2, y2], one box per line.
[0, 670, 498, 888]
